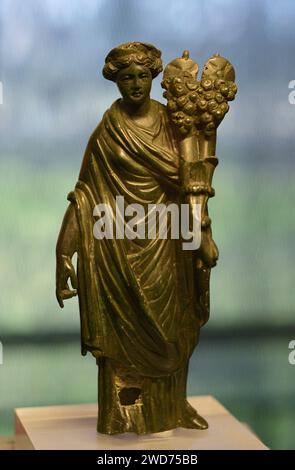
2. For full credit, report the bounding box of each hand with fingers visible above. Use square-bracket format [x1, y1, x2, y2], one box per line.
[197, 226, 219, 269]
[56, 254, 78, 308]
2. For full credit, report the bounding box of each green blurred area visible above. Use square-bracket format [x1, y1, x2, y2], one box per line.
[1, 159, 295, 334]
[1, 337, 295, 449]
[1, 159, 295, 449]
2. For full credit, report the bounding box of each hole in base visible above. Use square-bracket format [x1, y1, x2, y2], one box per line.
[118, 387, 141, 406]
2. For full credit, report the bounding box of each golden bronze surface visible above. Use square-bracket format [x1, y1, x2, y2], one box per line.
[56, 42, 237, 434]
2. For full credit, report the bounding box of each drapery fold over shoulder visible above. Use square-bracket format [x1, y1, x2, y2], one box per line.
[68, 100, 201, 377]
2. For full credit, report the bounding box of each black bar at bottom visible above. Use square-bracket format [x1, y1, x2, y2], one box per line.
[0, 449, 288, 467]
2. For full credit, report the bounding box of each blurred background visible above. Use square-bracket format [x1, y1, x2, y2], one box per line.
[0, 0, 295, 449]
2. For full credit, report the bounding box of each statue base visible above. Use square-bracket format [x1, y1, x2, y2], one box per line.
[14, 395, 267, 450]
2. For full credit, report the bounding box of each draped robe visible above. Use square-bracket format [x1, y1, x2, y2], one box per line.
[68, 99, 203, 433]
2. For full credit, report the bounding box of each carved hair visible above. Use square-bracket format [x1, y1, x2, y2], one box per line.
[103, 42, 163, 82]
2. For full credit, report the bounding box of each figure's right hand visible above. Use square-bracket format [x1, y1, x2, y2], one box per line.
[56, 254, 78, 308]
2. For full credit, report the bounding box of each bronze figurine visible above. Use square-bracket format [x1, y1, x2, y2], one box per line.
[56, 42, 237, 435]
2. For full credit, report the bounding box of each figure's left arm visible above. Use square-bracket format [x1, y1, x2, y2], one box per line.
[191, 133, 219, 269]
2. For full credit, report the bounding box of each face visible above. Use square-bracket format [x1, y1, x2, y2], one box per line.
[116, 62, 152, 107]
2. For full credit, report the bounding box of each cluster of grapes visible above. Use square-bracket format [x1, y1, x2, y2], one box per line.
[162, 75, 237, 136]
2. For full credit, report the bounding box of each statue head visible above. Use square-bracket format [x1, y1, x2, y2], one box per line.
[103, 42, 163, 107]
[103, 42, 163, 82]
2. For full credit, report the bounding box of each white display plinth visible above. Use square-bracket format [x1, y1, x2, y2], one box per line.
[14, 395, 267, 450]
